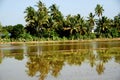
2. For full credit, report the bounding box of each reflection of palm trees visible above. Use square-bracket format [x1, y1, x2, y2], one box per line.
[25, 47, 120, 80]
[1, 43, 120, 80]
[115, 56, 120, 64]
[51, 60, 64, 77]
[96, 62, 105, 75]
[37, 43, 42, 55]
[26, 52, 64, 80]
[26, 55, 51, 80]
[88, 52, 96, 67]
[66, 50, 87, 65]
[111, 47, 120, 64]
[0, 50, 3, 63]
[26, 49, 90, 80]
[97, 48, 116, 63]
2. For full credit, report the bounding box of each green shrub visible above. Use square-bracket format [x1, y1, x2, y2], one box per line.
[20, 33, 33, 41]
[89, 33, 96, 39]
[10, 24, 25, 39]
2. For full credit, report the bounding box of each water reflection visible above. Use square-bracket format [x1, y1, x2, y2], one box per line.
[28, 49, 120, 80]
[0, 41, 120, 80]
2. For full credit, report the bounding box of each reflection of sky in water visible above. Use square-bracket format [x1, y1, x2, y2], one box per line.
[0, 41, 120, 80]
[57, 62, 120, 80]
[0, 57, 30, 80]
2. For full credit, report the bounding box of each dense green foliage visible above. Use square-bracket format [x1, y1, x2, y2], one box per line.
[0, 23, 2, 38]
[0, 1, 120, 42]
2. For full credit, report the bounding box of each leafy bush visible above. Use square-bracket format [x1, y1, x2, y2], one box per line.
[89, 33, 96, 39]
[10, 24, 25, 39]
[110, 28, 119, 38]
[20, 33, 33, 41]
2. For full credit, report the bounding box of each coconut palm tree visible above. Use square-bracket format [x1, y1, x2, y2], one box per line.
[24, 6, 37, 36]
[49, 4, 64, 37]
[109, 13, 120, 38]
[95, 4, 104, 18]
[95, 16, 111, 37]
[36, 1, 49, 37]
[24, 6, 36, 22]
[79, 16, 87, 36]
[64, 14, 87, 38]
[87, 12, 95, 33]
[95, 4, 105, 38]
[49, 4, 63, 22]
[63, 14, 80, 37]
[114, 13, 120, 32]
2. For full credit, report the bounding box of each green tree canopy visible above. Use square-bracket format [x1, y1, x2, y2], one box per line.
[10, 24, 25, 39]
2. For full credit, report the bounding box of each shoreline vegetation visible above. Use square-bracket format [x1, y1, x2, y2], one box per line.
[0, 38, 120, 44]
[0, 1, 120, 44]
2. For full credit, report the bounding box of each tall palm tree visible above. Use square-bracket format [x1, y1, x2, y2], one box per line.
[95, 4, 104, 18]
[24, 6, 36, 25]
[64, 14, 80, 36]
[78, 16, 87, 36]
[95, 16, 111, 37]
[49, 4, 64, 37]
[114, 13, 120, 32]
[64, 14, 87, 37]
[87, 12, 95, 33]
[95, 4, 105, 38]
[36, 1, 49, 37]
[24, 6, 37, 35]
[49, 4, 63, 22]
